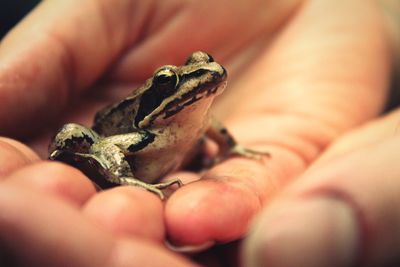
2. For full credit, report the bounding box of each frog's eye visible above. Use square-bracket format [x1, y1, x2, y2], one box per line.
[185, 51, 214, 65]
[154, 68, 179, 87]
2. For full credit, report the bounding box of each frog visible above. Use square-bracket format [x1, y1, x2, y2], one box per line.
[49, 51, 268, 199]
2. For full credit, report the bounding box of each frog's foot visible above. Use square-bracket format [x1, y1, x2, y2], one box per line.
[118, 177, 165, 199]
[209, 146, 270, 167]
[152, 179, 183, 189]
[228, 145, 271, 161]
[49, 150, 106, 166]
[117, 177, 182, 200]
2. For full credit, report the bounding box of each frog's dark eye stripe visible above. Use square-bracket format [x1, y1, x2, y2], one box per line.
[134, 69, 179, 127]
[181, 69, 208, 80]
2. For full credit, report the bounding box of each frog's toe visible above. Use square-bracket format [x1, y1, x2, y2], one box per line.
[49, 150, 62, 160]
[48, 149, 72, 160]
[147, 187, 165, 200]
[135, 184, 166, 200]
[230, 145, 270, 160]
[116, 177, 168, 200]
[152, 179, 183, 189]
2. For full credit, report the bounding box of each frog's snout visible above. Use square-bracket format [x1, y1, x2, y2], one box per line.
[220, 65, 227, 81]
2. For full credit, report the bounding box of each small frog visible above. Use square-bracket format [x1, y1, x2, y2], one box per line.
[49, 51, 267, 199]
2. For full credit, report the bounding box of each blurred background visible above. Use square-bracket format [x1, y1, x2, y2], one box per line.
[0, 0, 40, 38]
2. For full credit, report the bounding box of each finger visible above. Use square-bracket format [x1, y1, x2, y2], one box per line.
[165, 154, 296, 246]
[243, 136, 400, 267]
[0, 0, 153, 136]
[312, 108, 400, 167]
[216, 0, 389, 130]
[0, 137, 39, 179]
[3, 161, 96, 206]
[0, 183, 195, 267]
[83, 187, 165, 242]
[112, 0, 302, 81]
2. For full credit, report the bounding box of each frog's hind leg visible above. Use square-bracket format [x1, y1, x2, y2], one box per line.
[115, 178, 183, 200]
[49, 123, 100, 159]
[205, 118, 270, 163]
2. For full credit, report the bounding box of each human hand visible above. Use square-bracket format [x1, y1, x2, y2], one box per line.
[0, 0, 293, 138]
[0, 139, 195, 267]
[0, 0, 301, 264]
[0, 0, 392, 256]
[163, 0, 392, 249]
[242, 107, 400, 267]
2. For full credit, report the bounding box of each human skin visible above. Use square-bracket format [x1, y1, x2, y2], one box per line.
[0, 0, 396, 266]
[242, 2, 400, 267]
[242, 108, 400, 267]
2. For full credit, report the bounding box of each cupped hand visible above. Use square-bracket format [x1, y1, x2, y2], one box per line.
[0, 0, 392, 257]
[0, 0, 303, 264]
[0, 139, 195, 267]
[0, 0, 295, 138]
[164, 0, 391, 248]
[243, 107, 400, 267]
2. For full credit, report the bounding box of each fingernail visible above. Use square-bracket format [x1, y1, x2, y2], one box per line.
[243, 197, 360, 267]
[165, 239, 215, 253]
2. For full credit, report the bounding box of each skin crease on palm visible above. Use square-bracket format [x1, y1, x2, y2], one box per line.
[0, 0, 398, 266]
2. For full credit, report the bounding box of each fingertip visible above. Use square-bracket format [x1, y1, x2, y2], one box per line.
[0, 137, 39, 161]
[0, 137, 39, 178]
[0, 182, 116, 267]
[4, 161, 96, 206]
[166, 179, 261, 246]
[83, 187, 165, 242]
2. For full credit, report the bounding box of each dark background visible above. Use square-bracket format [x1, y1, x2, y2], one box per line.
[0, 0, 40, 38]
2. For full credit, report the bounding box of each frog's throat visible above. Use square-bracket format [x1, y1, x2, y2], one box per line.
[138, 81, 227, 128]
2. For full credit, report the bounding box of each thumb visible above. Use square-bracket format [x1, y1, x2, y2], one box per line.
[243, 109, 400, 267]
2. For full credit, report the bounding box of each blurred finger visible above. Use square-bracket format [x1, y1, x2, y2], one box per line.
[3, 161, 95, 206]
[112, 0, 302, 81]
[0, 137, 39, 178]
[0, 183, 196, 267]
[0, 0, 153, 136]
[83, 186, 165, 242]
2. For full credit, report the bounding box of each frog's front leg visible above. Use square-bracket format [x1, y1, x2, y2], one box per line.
[49, 123, 100, 159]
[205, 118, 270, 162]
[90, 131, 182, 199]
